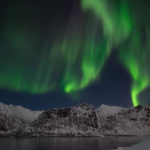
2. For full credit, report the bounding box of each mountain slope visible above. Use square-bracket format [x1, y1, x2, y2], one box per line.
[0, 102, 42, 136]
[0, 102, 150, 137]
[25, 103, 100, 136]
[98, 105, 150, 136]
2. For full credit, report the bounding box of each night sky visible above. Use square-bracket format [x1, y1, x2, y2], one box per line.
[0, 0, 150, 110]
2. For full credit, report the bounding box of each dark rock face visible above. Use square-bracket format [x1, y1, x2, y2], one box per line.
[135, 105, 143, 110]
[0, 112, 25, 136]
[25, 103, 100, 136]
[100, 105, 150, 136]
[0, 102, 150, 137]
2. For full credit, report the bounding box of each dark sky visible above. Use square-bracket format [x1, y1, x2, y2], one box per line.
[0, 52, 132, 110]
[0, 0, 150, 110]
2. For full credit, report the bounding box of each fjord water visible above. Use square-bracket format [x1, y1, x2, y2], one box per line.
[0, 136, 146, 150]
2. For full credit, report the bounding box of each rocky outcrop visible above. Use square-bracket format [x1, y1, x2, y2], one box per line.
[98, 105, 150, 136]
[0, 102, 150, 137]
[25, 103, 100, 136]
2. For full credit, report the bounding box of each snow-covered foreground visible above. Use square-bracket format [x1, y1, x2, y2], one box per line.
[114, 138, 150, 150]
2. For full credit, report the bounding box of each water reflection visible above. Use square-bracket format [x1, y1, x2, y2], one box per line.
[0, 136, 147, 150]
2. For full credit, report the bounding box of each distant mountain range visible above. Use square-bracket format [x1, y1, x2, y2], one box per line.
[0, 102, 150, 137]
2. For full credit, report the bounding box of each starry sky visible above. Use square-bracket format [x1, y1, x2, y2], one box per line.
[0, 0, 150, 110]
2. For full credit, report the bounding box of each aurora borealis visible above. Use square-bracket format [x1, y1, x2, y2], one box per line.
[0, 0, 150, 107]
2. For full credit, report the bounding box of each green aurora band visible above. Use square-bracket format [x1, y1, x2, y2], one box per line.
[1, 0, 110, 95]
[81, 0, 150, 106]
[0, 0, 150, 106]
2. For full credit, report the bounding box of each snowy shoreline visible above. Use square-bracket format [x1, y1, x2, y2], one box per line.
[113, 138, 150, 150]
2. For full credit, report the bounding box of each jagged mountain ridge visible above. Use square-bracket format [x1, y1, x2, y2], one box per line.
[0, 102, 150, 137]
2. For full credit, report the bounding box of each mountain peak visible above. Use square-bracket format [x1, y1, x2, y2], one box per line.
[97, 104, 126, 117]
[0, 102, 150, 137]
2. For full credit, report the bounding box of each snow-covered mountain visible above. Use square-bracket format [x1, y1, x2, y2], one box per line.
[0, 102, 150, 137]
[0, 102, 42, 121]
[101, 105, 150, 136]
[0, 102, 42, 136]
[25, 103, 100, 136]
[96, 104, 126, 117]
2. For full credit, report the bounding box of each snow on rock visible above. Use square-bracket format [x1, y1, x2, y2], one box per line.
[0, 102, 42, 136]
[114, 138, 150, 150]
[25, 103, 100, 136]
[96, 104, 126, 117]
[8, 105, 42, 121]
[0, 102, 42, 121]
[98, 105, 150, 136]
[0, 102, 150, 137]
